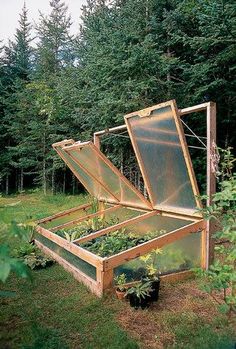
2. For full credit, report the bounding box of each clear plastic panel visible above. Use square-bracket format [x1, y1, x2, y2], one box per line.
[114, 232, 201, 281]
[41, 206, 92, 229]
[80, 213, 193, 257]
[54, 205, 143, 238]
[56, 147, 115, 202]
[65, 144, 150, 209]
[126, 105, 198, 212]
[120, 214, 192, 236]
[35, 232, 97, 280]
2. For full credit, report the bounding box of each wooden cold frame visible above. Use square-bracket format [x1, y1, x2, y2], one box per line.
[35, 202, 205, 296]
[35, 100, 216, 296]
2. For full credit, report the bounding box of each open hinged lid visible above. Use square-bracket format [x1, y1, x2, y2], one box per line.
[124, 100, 202, 217]
[53, 140, 152, 210]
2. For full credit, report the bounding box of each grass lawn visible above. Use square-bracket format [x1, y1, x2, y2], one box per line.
[0, 192, 235, 349]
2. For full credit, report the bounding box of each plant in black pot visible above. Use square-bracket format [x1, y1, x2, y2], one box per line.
[125, 281, 152, 309]
[140, 248, 162, 302]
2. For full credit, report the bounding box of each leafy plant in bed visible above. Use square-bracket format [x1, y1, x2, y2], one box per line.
[81, 229, 165, 257]
[56, 215, 119, 242]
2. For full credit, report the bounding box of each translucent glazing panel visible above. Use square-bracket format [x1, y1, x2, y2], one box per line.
[114, 232, 201, 281]
[56, 147, 115, 202]
[42, 206, 92, 229]
[35, 232, 96, 280]
[81, 213, 193, 257]
[65, 144, 150, 209]
[126, 104, 198, 212]
[122, 214, 192, 236]
[55, 206, 143, 237]
[106, 206, 144, 222]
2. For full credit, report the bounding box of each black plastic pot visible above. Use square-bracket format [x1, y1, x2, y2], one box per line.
[140, 296, 150, 309]
[149, 280, 160, 301]
[129, 294, 140, 309]
[128, 294, 150, 309]
[141, 276, 160, 302]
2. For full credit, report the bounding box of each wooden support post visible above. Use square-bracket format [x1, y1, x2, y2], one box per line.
[179, 101, 217, 269]
[94, 134, 100, 149]
[206, 102, 217, 268]
[96, 269, 114, 291]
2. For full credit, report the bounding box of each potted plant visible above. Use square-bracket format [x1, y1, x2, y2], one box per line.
[125, 281, 152, 309]
[114, 273, 127, 300]
[139, 248, 162, 302]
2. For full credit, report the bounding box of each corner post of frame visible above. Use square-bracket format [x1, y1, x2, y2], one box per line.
[96, 266, 114, 294]
[94, 133, 100, 150]
[206, 102, 217, 268]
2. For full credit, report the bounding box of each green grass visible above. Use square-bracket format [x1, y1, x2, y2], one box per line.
[0, 192, 235, 349]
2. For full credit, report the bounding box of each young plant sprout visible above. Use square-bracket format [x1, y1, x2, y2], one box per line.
[114, 273, 127, 299]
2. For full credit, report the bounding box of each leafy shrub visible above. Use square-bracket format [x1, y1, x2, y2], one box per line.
[24, 253, 54, 270]
[195, 148, 236, 315]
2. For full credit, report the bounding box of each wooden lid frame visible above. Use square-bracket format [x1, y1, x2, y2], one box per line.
[124, 100, 202, 217]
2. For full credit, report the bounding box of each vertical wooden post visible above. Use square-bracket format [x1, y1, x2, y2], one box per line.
[96, 268, 113, 293]
[206, 102, 217, 268]
[94, 134, 100, 150]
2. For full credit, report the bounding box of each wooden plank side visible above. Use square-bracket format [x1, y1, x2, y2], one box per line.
[37, 203, 92, 224]
[50, 204, 121, 232]
[94, 124, 127, 137]
[35, 240, 102, 297]
[122, 270, 193, 289]
[36, 225, 104, 269]
[178, 103, 209, 116]
[73, 211, 157, 244]
[104, 220, 205, 270]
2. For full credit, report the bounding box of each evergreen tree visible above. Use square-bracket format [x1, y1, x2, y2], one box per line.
[35, 0, 74, 75]
[12, 2, 32, 80]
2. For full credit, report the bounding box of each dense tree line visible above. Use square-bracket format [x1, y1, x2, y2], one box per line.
[0, 0, 235, 195]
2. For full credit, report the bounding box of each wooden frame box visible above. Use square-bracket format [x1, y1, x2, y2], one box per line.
[35, 99, 216, 296]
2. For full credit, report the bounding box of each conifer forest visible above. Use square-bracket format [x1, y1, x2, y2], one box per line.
[0, 0, 235, 195]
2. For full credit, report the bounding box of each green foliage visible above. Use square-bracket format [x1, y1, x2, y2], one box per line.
[82, 229, 161, 257]
[114, 273, 127, 292]
[13, 242, 36, 257]
[195, 148, 236, 315]
[125, 281, 152, 300]
[0, 244, 29, 282]
[1, 0, 236, 195]
[12, 241, 54, 270]
[24, 253, 54, 270]
[0, 192, 234, 349]
[57, 212, 117, 242]
[139, 248, 163, 278]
